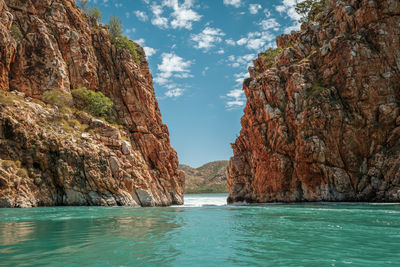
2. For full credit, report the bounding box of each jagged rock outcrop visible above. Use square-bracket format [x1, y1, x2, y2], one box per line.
[179, 161, 228, 193]
[227, 0, 400, 203]
[0, 0, 184, 207]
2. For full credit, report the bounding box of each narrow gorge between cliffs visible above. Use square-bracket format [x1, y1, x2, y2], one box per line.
[1, 0, 400, 266]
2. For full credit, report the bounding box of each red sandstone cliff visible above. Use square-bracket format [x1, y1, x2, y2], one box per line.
[227, 0, 400, 203]
[0, 0, 184, 207]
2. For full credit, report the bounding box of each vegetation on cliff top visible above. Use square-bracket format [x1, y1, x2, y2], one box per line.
[260, 47, 283, 68]
[109, 17, 140, 65]
[296, 0, 329, 23]
[77, 0, 139, 64]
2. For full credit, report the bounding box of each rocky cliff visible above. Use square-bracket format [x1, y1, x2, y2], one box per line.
[0, 0, 184, 207]
[227, 0, 400, 203]
[179, 161, 228, 193]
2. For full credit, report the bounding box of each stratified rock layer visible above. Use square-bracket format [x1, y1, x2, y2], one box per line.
[227, 0, 400, 203]
[0, 0, 184, 207]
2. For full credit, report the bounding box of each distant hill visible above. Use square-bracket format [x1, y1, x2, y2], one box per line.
[179, 161, 229, 193]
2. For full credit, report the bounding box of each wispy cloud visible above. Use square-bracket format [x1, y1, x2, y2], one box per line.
[223, 0, 241, 8]
[165, 88, 185, 98]
[224, 72, 249, 109]
[259, 18, 280, 31]
[228, 54, 255, 68]
[134, 10, 148, 21]
[249, 4, 262, 14]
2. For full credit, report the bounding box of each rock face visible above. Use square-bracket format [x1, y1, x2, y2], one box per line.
[0, 0, 184, 207]
[227, 0, 400, 203]
[179, 161, 228, 193]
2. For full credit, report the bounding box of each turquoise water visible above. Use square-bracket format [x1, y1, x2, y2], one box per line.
[1, 193, 400, 266]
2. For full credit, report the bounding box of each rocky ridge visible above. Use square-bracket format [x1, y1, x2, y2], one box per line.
[0, 0, 184, 207]
[227, 0, 400, 203]
[179, 161, 228, 193]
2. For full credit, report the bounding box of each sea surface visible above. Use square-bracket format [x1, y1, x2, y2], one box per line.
[1, 193, 400, 266]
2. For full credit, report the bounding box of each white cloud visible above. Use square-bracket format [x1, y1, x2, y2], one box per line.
[236, 31, 275, 51]
[223, 0, 241, 8]
[284, 23, 301, 33]
[233, 72, 249, 84]
[144, 47, 157, 57]
[165, 88, 184, 98]
[275, 0, 301, 21]
[259, 18, 280, 31]
[152, 16, 169, 28]
[135, 11, 148, 21]
[154, 53, 192, 85]
[225, 72, 249, 109]
[225, 39, 236, 46]
[228, 54, 255, 68]
[166, 0, 202, 30]
[217, 49, 225, 54]
[134, 38, 145, 46]
[226, 89, 245, 108]
[134, 38, 157, 58]
[151, 4, 169, 28]
[149, 0, 201, 30]
[191, 27, 225, 51]
[263, 9, 271, 17]
[249, 4, 262, 14]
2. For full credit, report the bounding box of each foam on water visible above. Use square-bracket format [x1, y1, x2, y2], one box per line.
[181, 193, 227, 207]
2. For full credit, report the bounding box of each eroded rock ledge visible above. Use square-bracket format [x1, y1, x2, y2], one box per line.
[0, 0, 184, 207]
[227, 0, 400, 203]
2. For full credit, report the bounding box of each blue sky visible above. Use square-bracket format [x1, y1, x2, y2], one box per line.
[86, 0, 301, 167]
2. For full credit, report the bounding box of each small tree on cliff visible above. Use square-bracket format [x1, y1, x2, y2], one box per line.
[109, 17, 123, 41]
[108, 17, 140, 65]
[77, 0, 89, 12]
[88, 7, 102, 23]
[295, 0, 329, 23]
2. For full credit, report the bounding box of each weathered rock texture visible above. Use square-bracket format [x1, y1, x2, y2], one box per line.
[227, 0, 400, 203]
[0, 0, 184, 207]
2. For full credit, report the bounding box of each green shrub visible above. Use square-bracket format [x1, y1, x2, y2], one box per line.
[43, 90, 73, 108]
[11, 23, 23, 41]
[16, 168, 28, 178]
[1, 160, 17, 170]
[71, 87, 114, 118]
[113, 36, 140, 64]
[295, 0, 329, 23]
[88, 7, 102, 23]
[108, 17, 140, 65]
[260, 47, 283, 68]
